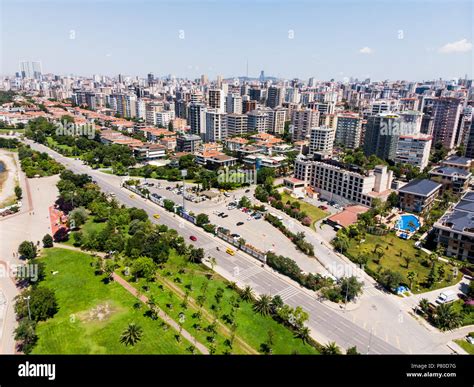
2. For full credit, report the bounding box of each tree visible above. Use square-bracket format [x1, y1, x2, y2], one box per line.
[346, 346, 360, 355]
[294, 326, 311, 344]
[379, 269, 403, 291]
[339, 276, 364, 302]
[18, 241, 37, 260]
[42, 234, 53, 248]
[407, 271, 417, 289]
[253, 294, 272, 316]
[433, 303, 462, 331]
[418, 298, 430, 314]
[188, 248, 204, 263]
[131, 257, 156, 281]
[14, 287, 58, 322]
[68, 207, 88, 228]
[240, 285, 254, 302]
[14, 319, 38, 354]
[270, 295, 284, 312]
[239, 196, 252, 209]
[196, 213, 210, 227]
[387, 191, 398, 208]
[120, 323, 143, 346]
[403, 255, 412, 269]
[14, 185, 22, 200]
[321, 341, 342, 355]
[332, 234, 349, 253]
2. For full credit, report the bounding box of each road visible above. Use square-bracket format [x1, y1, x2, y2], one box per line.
[24, 138, 467, 354]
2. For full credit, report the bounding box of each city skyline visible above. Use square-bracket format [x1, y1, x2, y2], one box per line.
[1, 0, 472, 81]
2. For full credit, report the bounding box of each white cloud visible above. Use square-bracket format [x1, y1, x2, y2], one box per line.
[439, 39, 472, 54]
[359, 47, 373, 54]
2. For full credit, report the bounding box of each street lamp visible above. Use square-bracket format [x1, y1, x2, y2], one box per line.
[23, 295, 32, 320]
[181, 169, 187, 213]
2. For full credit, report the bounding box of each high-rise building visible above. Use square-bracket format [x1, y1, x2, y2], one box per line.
[465, 120, 474, 159]
[266, 86, 283, 108]
[208, 88, 225, 113]
[19, 61, 42, 80]
[394, 134, 432, 170]
[147, 73, 154, 85]
[309, 126, 335, 155]
[363, 113, 401, 161]
[247, 110, 269, 133]
[335, 112, 362, 149]
[205, 110, 227, 142]
[432, 97, 462, 149]
[259, 70, 265, 83]
[226, 93, 243, 114]
[226, 114, 248, 137]
[268, 109, 286, 135]
[291, 108, 319, 141]
[188, 103, 207, 137]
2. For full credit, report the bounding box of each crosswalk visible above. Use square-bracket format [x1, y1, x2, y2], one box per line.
[275, 286, 300, 301]
[235, 266, 262, 281]
[363, 284, 381, 297]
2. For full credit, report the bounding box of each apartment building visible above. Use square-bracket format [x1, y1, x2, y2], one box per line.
[364, 113, 401, 161]
[291, 108, 319, 141]
[429, 166, 471, 194]
[226, 114, 248, 137]
[433, 191, 474, 262]
[335, 112, 362, 149]
[309, 126, 335, 155]
[205, 110, 227, 142]
[432, 97, 462, 150]
[397, 178, 442, 213]
[176, 134, 202, 153]
[394, 134, 432, 170]
[293, 156, 393, 206]
[247, 109, 269, 133]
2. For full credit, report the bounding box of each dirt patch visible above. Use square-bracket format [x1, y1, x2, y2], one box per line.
[77, 302, 121, 323]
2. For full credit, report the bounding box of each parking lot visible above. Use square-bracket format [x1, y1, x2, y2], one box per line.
[135, 178, 330, 276]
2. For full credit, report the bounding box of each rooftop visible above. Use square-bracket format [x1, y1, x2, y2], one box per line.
[398, 179, 442, 197]
[443, 155, 472, 166]
[430, 166, 470, 177]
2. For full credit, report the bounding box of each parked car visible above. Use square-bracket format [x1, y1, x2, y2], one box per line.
[231, 234, 241, 239]
[435, 290, 457, 304]
[189, 235, 197, 242]
[319, 205, 328, 210]
[245, 189, 250, 193]
[236, 222, 244, 226]
[221, 214, 229, 218]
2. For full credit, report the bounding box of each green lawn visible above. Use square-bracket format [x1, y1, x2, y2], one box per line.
[64, 217, 107, 246]
[280, 192, 329, 229]
[46, 137, 74, 154]
[120, 250, 320, 355]
[454, 339, 474, 354]
[33, 248, 189, 354]
[345, 232, 462, 294]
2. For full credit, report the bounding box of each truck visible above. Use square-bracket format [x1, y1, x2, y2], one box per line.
[435, 290, 457, 304]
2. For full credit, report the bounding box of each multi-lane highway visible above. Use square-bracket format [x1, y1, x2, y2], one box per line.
[24, 138, 462, 354]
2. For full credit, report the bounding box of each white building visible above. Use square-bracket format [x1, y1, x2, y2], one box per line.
[309, 126, 335, 155]
[226, 93, 242, 114]
[268, 109, 286, 135]
[247, 109, 269, 133]
[188, 103, 207, 137]
[205, 110, 227, 142]
[294, 156, 393, 206]
[394, 134, 432, 170]
[226, 114, 248, 137]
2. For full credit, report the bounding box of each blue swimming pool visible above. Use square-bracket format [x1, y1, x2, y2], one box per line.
[396, 214, 420, 233]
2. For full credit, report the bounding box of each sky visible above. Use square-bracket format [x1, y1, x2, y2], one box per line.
[0, 0, 472, 81]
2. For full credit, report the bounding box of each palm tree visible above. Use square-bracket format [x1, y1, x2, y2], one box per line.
[407, 271, 417, 289]
[240, 285, 254, 302]
[294, 326, 311, 344]
[418, 298, 430, 314]
[434, 303, 462, 331]
[120, 323, 143, 346]
[253, 294, 272, 316]
[321, 341, 342, 355]
[270, 295, 284, 312]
